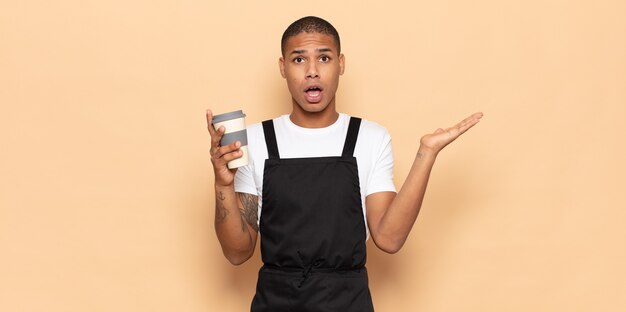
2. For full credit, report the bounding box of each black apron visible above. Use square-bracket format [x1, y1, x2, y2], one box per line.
[251, 117, 374, 312]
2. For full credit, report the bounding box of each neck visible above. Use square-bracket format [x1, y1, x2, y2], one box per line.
[289, 101, 339, 128]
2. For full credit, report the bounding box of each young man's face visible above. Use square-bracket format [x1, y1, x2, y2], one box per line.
[279, 32, 345, 115]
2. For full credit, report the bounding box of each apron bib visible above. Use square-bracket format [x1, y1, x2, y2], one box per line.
[251, 117, 374, 312]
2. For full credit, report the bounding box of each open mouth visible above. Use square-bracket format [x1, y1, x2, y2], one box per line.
[304, 86, 323, 103]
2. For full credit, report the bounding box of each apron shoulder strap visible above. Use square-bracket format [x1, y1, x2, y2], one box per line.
[341, 117, 362, 157]
[262, 119, 280, 159]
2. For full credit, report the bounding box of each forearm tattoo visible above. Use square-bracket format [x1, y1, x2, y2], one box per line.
[215, 191, 229, 224]
[238, 193, 259, 232]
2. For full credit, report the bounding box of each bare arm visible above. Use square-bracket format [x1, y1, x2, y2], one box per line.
[207, 109, 259, 265]
[366, 112, 483, 253]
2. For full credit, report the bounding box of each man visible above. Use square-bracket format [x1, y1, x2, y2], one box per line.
[206, 16, 482, 312]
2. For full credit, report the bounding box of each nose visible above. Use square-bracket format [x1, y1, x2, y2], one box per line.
[306, 63, 319, 79]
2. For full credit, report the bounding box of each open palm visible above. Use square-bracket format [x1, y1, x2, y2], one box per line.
[420, 112, 483, 154]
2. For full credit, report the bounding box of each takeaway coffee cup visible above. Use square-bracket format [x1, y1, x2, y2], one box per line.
[212, 110, 249, 169]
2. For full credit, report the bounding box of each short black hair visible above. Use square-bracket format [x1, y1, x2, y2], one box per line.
[281, 16, 341, 56]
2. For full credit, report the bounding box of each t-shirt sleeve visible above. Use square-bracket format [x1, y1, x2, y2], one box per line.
[366, 130, 396, 195]
[234, 124, 262, 196]
[235, 165, 257, 195]
[234, 162, 257, 195]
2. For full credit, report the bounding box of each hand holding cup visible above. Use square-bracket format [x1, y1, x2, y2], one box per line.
[206, 109, 249, 186]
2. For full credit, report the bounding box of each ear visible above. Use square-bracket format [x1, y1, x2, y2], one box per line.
[279, 57, 286, 78]
[339, 53, 345, 75]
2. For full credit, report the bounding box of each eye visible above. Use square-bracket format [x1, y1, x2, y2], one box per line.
[319, 55, 330, 62]
[293, 57, 305, 64]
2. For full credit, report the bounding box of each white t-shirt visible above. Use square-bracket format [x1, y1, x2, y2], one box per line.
[234, 113, 396, 234]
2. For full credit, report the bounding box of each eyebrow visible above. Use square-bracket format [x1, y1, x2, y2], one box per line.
[290, 48, 334, 55]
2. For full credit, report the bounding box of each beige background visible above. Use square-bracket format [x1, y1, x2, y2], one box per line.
[1, 0, 625, 311]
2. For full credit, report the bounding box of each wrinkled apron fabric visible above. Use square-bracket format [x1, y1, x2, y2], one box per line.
[251, 117, 374, 312]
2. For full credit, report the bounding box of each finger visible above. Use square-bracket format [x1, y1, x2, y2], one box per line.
[206, 110, 226, 149]
[457, 112, 483, 128]
[206, 109, 227, 142]
[220, 149, 244, 163]
[441, 112, 482, 139]
[211, 147, 243, 167]
[206, 109, 216, 135]
[210, 126, 225, 149]
[455, 112, 483, 135]
[212, 141, 241, 159]
[212, 148, 241, 162]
